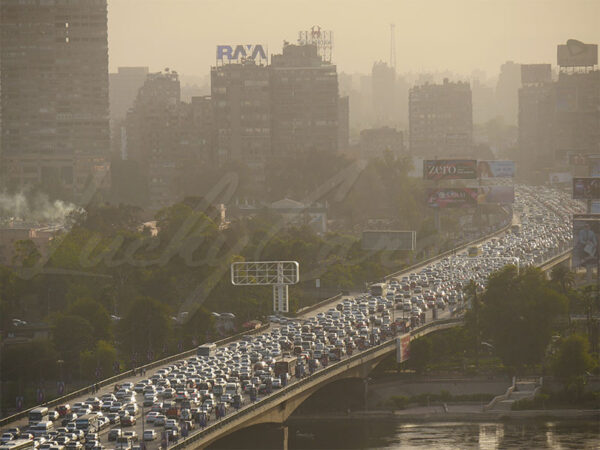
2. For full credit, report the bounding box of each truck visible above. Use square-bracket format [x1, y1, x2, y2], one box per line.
[274, 357, 296, 378]
[196, 343, 216, 357]
[369, 283, 387, 298]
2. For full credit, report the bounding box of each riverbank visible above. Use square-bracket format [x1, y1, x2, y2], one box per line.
[289, 406, 600, 423]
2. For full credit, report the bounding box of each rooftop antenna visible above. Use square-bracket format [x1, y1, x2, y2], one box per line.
[390, 23, 396, 72]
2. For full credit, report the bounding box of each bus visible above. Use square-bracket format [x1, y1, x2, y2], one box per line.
[467, 246, 481, 257]
[369, 283, 387, 298]
[0, 439, 35, 450]
[28, 407, 48, 425]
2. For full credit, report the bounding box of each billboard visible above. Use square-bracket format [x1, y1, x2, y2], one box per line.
[589, 155, 600, 177]
[477, 186, 515, 204]
[216, 44, 267, 64]
[427, 188, 478, 208]
[423, 160, 477, 181]
[573, 215, 599, 269]
[396, 335, 411, 363]
[573, 178, 600, 200]
[557, 40, 598, 67]
[362, 230, 416, 251]
[521, 64, 552, 84]
[478, 160, 515, 178]
[549, 172, 573, 184]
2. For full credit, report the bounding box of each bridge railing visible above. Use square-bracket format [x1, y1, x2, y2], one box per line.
[171, 317, 464, 449]
[0, 324, 269, 427]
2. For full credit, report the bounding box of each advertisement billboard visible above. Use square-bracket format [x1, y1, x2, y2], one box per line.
[362, 230, 416, 251]
[549, 172, 573, 184]
[427, 188, 478, 208]
[521, 64, 552, 84]
[396, 335, 411, 363]
[477, 186, 515, 204]
[573, 178, 600, 200]
[423, 160, 477, 181]
[573, 214, 600, 269]
[478, 161, 515, 178]
[557, 40, 598, 67]
[216, 44, 267, 64]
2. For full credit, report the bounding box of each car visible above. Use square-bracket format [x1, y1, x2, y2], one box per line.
[121, 415, 136, 427]
[48, 411, 60, 421]
[108, 429, 122, 442]
[65, 442, 83, 450]
[145, 412, 159, 423]
[153, 415, 167, 426]
[122, 431, 137, 443]
[142, 430, 156, 441]
[0, 434, 15, 444]
[106, 413, 120, 425]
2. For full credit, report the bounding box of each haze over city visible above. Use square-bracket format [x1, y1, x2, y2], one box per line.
[108, 0, 600, 76]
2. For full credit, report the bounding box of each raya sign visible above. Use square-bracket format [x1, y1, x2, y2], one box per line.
[216, 44, 267, 63]
[427, 188, 478, 208]
[423, 160, 477, 181]
[573, 215, 599, 269]
[477, 161, 515, 178]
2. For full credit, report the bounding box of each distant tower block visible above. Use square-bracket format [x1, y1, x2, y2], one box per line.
[390, 23, 396, 71]
[231, 261, 300, 313]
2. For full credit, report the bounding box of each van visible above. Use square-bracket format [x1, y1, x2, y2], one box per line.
[28, 421, 54, 437]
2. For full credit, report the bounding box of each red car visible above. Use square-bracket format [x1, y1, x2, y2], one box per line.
[121, 415, 136, 427]
[56, 404, 71, 417]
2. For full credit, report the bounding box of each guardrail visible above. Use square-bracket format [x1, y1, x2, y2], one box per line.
[0, 324, 269, 427]
[171, 317, 465, 449]
[384, 217, 513, 282]
[294, 293, 343, 317]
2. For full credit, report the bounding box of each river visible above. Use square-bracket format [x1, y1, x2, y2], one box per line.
[210, 418, 600, 449]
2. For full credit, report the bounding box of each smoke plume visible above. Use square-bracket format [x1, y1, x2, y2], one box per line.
[0, 192, 80, 225]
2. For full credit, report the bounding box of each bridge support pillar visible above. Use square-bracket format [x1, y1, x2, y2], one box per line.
[280, 425, 289, 450]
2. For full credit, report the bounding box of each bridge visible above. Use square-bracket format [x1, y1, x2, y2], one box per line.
[170, 318, 462, 450]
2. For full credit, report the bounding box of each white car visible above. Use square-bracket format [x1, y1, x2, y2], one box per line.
[143, 430, 156, 441]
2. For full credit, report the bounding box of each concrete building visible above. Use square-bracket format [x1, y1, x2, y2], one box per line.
[109, 67, 149, 123]
[121, 70, 182, 209]
[496, 61, 521, 126]
[270, 44, 339, 157]
[372, 62, 396, 126]
[518, 64, 556, 170]
[211, 61, 271, 169]
[360, 127, 404, 159]
[409, 78, 473, 158]
[337, 96, 350, 150]
[0, 0, 110, 198]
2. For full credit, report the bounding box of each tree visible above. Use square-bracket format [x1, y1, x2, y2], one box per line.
[67, 298, 112, 341]
[463, 280, 483, 368]
[117, 296, 171, 358]
[552, 334, 596, 397]
[550, 266, 575, 296]
[12, 239, 41, 267]
[52, 314, 95, 367]
[408, 336, 432, 374]
[480, 266, 567, 372]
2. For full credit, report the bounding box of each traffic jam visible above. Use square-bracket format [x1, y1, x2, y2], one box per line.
[0, 185, 584, 450]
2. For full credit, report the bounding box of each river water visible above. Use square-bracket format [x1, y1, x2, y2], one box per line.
[287, 419, 600, 449]
[210, 418, 600, 449]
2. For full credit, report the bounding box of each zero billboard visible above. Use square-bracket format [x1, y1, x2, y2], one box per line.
[573, 215, 599, 269]
[362, 230, 416, 251]
[573, 178, 600, 200]
[477, 186, 515, 204]
[557, 40, 598, 67]
[477, 161, 515, 178]
[423, 160, 477, 181]
[427, 188, 478, 208]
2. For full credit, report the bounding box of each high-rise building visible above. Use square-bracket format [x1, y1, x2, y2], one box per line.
[518, 64, 556, 169]
[360, 127, 404, 159]
[121, 71, 181, 209]
[409, 79, 473, 157]
[495, 61, 521, 126]
[0, 0, 110, 198]
[270, 43, 339, 157]
[372, 62, 396, 126]
[211, 61, 270, 169]
[109, 67, 149, 124]
[337, 96, 350, 150]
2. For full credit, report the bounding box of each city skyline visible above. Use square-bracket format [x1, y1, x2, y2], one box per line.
[108, 0, 600, 78]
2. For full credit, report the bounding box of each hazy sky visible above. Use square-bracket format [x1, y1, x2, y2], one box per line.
[108, 0, 600, 79]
